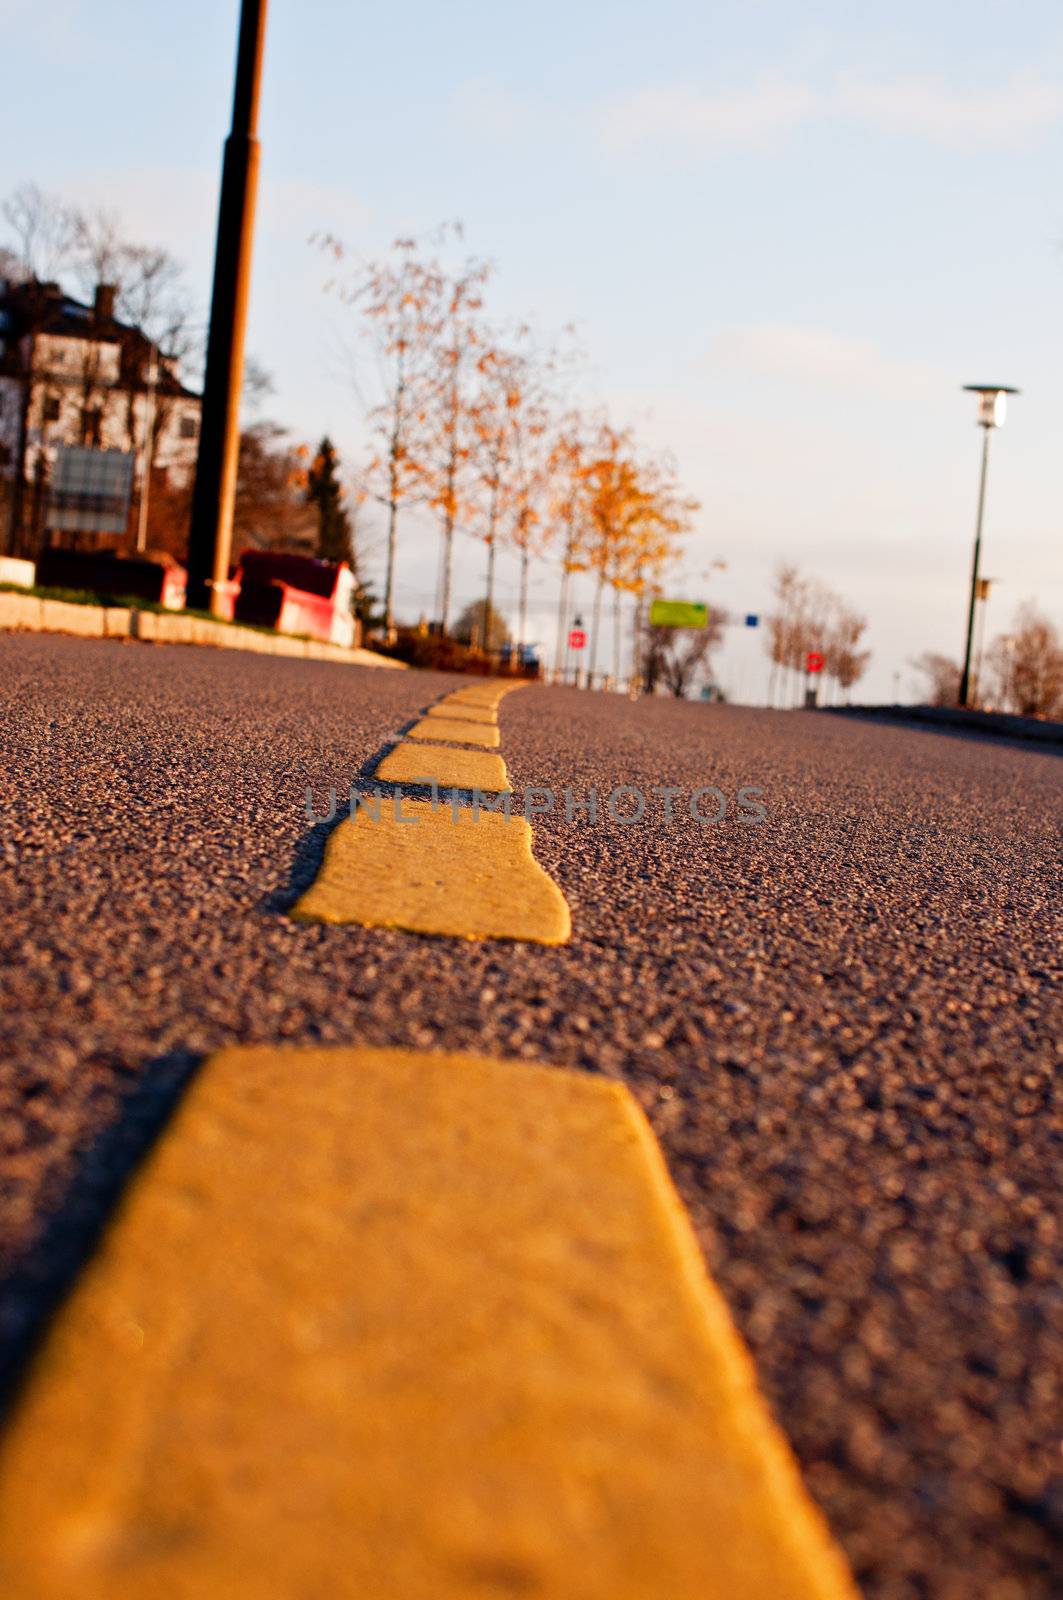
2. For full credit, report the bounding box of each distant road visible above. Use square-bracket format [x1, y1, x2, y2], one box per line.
[0, 634, 1058, 1599]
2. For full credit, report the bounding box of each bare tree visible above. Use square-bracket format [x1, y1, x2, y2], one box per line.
[641, 614, 723, 697]
[67, 207, 198, 359]
[911, 652, 962, 707]
[0, 245, 26, 284]
[241, 356, 276, 418]
[1, 184, 75, 281]
[767, 566, 870, 706]
[984, 605, 1063, 717]
[825, 603, 870, 703]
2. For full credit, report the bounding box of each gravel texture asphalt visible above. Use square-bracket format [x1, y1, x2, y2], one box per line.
[0, 633, 1059, 1600]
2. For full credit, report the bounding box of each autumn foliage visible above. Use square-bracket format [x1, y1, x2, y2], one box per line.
[317, 227, 698, 670]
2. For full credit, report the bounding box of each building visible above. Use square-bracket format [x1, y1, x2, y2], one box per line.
[0, 279, 201, 556]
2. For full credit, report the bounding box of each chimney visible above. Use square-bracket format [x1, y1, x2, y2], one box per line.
[94, 283, 117, 322]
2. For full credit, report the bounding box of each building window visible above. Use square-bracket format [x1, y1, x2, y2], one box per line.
[179, 415, 198, 440]
[43, 395, 61, 423]
[83, 408, 102, 447]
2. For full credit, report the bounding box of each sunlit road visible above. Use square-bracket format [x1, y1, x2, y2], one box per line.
[0, 633, 1059, 1600]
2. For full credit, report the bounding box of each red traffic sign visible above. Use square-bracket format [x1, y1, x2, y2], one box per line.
[568, 629, 586, 650]
[806, 651, 825, 674]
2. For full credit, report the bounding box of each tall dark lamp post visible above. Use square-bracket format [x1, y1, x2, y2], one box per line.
[958, 384, 1018, 708]
[186, 0, 269, 614]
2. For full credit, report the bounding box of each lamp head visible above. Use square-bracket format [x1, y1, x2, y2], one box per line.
[963, 384, 1020, 428]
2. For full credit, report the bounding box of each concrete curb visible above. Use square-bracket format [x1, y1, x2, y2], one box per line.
[0, 590, 405, 670]
[824, 703, 1063, 748]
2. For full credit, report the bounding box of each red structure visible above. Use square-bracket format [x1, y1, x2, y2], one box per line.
[35, 548, 187, 609]
[231, 551, 357, 647]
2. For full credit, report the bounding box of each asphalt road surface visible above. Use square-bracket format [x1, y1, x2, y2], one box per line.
[0, 633, 1059, 1600]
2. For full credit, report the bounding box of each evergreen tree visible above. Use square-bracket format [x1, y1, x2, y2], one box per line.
[307, 436, 352, 564]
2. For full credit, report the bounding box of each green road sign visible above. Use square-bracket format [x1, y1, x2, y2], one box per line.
[648, 599, 709, 629]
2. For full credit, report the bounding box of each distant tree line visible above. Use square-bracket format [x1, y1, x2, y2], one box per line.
[913, 604, 1063, 717]
[315, 223, 699, 666]
[765, 564, 870, 705]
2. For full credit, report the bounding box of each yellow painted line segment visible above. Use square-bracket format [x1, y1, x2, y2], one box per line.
[425, 701, 497, 725]
[405, 716, 499, 749]
[0, 1046, 857, 1600]
[375, 740, 509, 793]
[292, 799, 569, 941]
[446, 682, 524, 708]
[293, 681, 567, 941]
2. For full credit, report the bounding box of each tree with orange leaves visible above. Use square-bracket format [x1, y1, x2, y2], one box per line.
[468, 337, 523, 652]
[622, 453, 696, 686]
[318, 232, 443, 634]
[547, 413, 592, 676]
[468, 327, 561, 656]
[418, 243, 491, 633]
[576, 426, 694, 684]
[506, 372, 555, 657]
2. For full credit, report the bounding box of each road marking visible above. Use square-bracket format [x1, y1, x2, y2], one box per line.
[296, 682, 561, 941]
[446, 683, 524, 709]
[292, 799, 570, 941]
[425, 701, 497, 725]
[405, 716, 500, 749]
[375, 741, 509, 793]
[0, 1046, 858, 1600]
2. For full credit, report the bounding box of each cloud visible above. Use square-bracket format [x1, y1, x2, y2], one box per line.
[708, 324, 938, 393]
[837, 73, 1063, 147]
[600, 77, 818, 154]
[599, 71, 1063, 154]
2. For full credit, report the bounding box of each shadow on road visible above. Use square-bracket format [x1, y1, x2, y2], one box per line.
[262, 745, 405, 915]
[0, 1049, 204, 1423]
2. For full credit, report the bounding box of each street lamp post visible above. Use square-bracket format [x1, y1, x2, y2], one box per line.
[186, 0, 269, 614]
[958, 385, 1018, 709]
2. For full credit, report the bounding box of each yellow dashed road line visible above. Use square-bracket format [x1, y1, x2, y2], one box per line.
[293, 799, 570, 941]
[294, 678, 559, 939]
[0, 679, 862, 1596]
[375, 740, 509, 792]
[0, 1046, 858, 1600]
[424, 701, 497, 724]
[445, 683, 523, 708]
[406, 716, 500, 749]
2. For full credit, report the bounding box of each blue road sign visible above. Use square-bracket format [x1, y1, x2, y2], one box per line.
[744, 614, 760, 627]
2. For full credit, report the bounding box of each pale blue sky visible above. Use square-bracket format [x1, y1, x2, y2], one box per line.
[3, 0, 1062, 698]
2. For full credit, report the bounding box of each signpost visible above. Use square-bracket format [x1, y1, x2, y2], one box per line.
[568, 628, 586, 650]
[804, 650, 825, 709]
[648, 599, 708, 629]
[47, 447, 135, 537]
